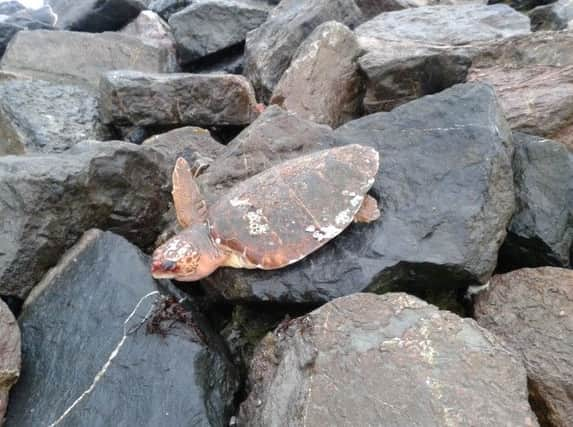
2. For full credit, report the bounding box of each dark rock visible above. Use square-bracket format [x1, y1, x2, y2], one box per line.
[529, 0, 573, 30]
[244, 0, 364, 102]
[48, 0, 145, 32]
[119, 10, 176, 52]
[0, 30, 177, 90]
[0, 2, 25, 16]
[0, 297, 20, 424]
[475, 267, 573, 427]
[169, 0, 268, 65]
[239, 293, 538, 426]
[0, 79, 109, 155]
[488, 0, 557, 12]
[0, 140, 171, 299]
[148, 0, 193, 20]
[185, 43, 245, 74]
[99, 70, 258, 128]
[5, 229, 238, 426]
[202, 84, 514, 304]
[498, 133, 572, 270]
[0, 22, 21, 58]
[270, 21, 364, 128]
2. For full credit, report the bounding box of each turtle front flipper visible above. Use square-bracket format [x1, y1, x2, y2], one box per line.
[172, 157, 208, 228]
[354, 195, 380, 223]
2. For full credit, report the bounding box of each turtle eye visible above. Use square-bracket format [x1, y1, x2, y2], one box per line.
[161, 260, 177, 271]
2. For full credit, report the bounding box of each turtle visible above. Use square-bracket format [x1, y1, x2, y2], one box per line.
[150, 144, 380, 281]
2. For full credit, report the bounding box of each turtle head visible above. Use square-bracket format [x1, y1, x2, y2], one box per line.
[151, 224, 225, 281]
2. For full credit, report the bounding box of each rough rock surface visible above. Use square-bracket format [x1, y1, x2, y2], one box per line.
[498, 133, 573, 270]
[0, 79, 108, 155]
[0, 30, 177, 90]
[169, 0, 268, 65]
[270, 21, 364, 128]
[99, 70, 258, 128]
[202, 83, 514, 304]
[0, 9, 53, 57]
[239, 293, 538, 426]
[148, 0, 193, 19]
[48, 0, 145, 32]
[244, 0, 364, 101]
[475, 267, 573, 427]
[5, 229, 238, 427]
[530, 0, 573, 31]
[119, 10, 176, 52]
[0, 297, 20, 425]
[468, 64, 573, 150]
[0, 141, 171, 299]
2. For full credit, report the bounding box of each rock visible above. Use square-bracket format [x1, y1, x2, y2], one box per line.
[99, 70, 258, 128]
[5, 229, 238, 426]
[0, 2, 25, 15]
[488, 0, 557, 12]
[474, 267, 573, 427]
[498, 133, 572, 270]
[530, 0, 573, 30]
[0, 10, 54, 58]
[187, 44, 245, 74]
[0, 298, 20, 425]
[0, 140, 171, 299]
[169, 0, 268, 65]
[468, 64, 573, 150]
[270, 21, 364, 128]
[244, 0, 364, 101]
[0, 30, 177, 90]
[0, 79, 109, 155]
[202, 83, 515, 304]
[9, 6, 57, 27]
[148, 0, 193, 20]
[239, 293, 538, 426]
[48, 0, 145, 32]
[119, 10, 176, 52]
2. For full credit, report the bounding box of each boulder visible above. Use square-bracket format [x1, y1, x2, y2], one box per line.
[243, 0, 364, 101]
[148, 0, 193, 19]
[488, 0, 557, 12]
[0, 298, 20, 425]
[119, 10, 176, 52]
[0, 30, 177, 90]
[0, 2, 25, 15]
[169, 0, 268, 65]
[202, 83, 515, 304]
[530, 0, 573, 30]
[48, 0, 145, 32]
[468, 64, 573, 150]
[0, 9, 54, 57]
[239, 293, 538, 426]
[5, 229, 238, 426]
[475, 267, 573, 427]
[498, 133, 572, 270]
[0, 141, 171, 299]
[8, 6, 57, 27]
[99, 70, 258, 128]
[0, 79, 109, 155]
[270, 21, 364, 128]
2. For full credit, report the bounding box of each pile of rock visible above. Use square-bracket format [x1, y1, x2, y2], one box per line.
[0, 0, 571, 425]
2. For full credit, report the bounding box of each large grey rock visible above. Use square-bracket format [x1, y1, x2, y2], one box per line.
[0, 9, 53, 57]
[169, 0, 268, 65]
[475, 267, 573, 427]
[0, 2, 25, 15]
[498, 133, 572, 270]
[48, 0, 145, 32]
[244, 0, 364, 101]
[5, 229, 238, 427]
[0, 141, 171, 299]
[239, 293, 538, 426]
[99, 70, 258, 128]
[0, 298, 20, 425]
[0, 30, 177, 90]
[148, 0, 193, 19]
[202, 83, 515, 304]
[270, 21, 364, 128]
[530, 0, 573, 30]
[0, 79, 109, 155]
[119, 10, 176, 52]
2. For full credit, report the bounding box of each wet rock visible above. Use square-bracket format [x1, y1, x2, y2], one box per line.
[169, 0, 268, 65]
[0, 30, 177, 90]
[239, 293, 538, 426]
[5, 229, 238, 427]
[0, 298, 20, 425]
[270, 21, 364, 128]
[148, 0, 193, 19]
[99, 70, 258, 128]
[48, 0, 145, 32]
[530, 0, 573, 30]
[119, 10, 176, 52]
[475, 267, 573, 427]
[202, 83, 514, 304]
[244, 0, 364, 102]
[498, 133, 572, 271]
[0, 79, 109, 155]
[0, 141, 171, 299]
[468, 64, 573, 150]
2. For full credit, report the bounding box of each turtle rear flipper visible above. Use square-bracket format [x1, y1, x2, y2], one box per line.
[354, 195, 380, 223]
[172, 157, 208, 228]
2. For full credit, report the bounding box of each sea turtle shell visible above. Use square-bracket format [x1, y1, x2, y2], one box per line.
[209, 144, 379, 269]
